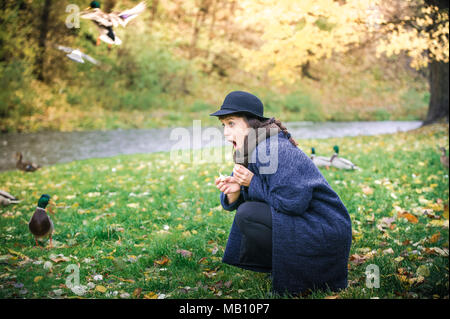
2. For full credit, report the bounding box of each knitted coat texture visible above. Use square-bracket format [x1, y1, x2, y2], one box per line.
[220, 131, 352, 295]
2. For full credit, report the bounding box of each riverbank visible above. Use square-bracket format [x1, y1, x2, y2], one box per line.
[0, 123, 448, 299]
[0, 121, 422, 172]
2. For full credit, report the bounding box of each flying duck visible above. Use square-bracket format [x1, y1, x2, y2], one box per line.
[80, 1, 147, 46]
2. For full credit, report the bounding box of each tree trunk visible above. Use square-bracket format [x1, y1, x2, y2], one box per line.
[423, 0, 449, 125]
[189, 1, 210, 59]
[36, 0, 51, 82]
[423, 61, 449, 125]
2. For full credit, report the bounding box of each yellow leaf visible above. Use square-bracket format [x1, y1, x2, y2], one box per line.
[34, 276, 43, 283]
[429, 219, 446, 227]
[102, 256, 115, 260]
[426, 203, 443, 211]
[7, 249, 29, 260]
[394, 256, 404, 263]
[95, 285, 107, 293]
[154, 256, 170, 266]
[143, 292, 158, 299]
[416, 265, 430, 277]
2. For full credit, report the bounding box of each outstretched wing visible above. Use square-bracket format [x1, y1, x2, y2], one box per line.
[81, 52, 100, 65]
[80, 9, 114, 27]
[113, 1, 146, 27]
[55, 45, 74, 54]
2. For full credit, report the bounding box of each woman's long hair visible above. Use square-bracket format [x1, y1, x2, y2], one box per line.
[219, 112, 298, 167]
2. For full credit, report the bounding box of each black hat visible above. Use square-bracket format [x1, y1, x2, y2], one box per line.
[210, 91, 269, 121]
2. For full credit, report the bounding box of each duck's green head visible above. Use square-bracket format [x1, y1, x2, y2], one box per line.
[37, 194, 51, 209]
[90, 1, 101, 8]
[333, 145, 339, 154]
[311, 147, 316, 154]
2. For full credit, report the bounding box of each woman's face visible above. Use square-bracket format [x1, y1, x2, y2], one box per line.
[220, 116, 249, 150]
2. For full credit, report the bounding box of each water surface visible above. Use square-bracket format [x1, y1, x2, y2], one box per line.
[0, 121, 422, 172]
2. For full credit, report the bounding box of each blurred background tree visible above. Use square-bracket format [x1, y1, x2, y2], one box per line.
[0, 0, 447, 132]
[233, 0, 448, 124]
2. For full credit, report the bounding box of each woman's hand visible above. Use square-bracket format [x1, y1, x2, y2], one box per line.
[232, 164, 254, 187]
[215, 176, 241, 194]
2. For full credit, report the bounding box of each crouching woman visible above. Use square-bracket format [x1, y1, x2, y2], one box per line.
[211, 91, 352, 296]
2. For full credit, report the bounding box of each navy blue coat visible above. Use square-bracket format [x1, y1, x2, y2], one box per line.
[220, 132, 352, 295]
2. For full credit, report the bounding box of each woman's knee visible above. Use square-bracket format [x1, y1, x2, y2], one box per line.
[235, 201, 255, 228]
[236, 201, 270, 229]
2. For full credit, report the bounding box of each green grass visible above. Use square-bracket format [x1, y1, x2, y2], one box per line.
[0, 124, 448, 299]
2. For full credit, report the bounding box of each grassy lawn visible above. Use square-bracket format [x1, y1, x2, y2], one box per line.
[0, 124, 448, 299]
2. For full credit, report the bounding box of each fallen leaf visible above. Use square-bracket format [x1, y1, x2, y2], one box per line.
[133, 288, 142, 298]
[95, 285, 107, 293]
[154, 256, 170, 266]
[109, 275, 135, 283]
[50, 256, 70, 263]
[416, 265, 430, 277]
[143, 292, 158, 299]
[394, 256, 404, 262]
[224, 280, 232, 288]
[93, 213, 116, 221]
[397, 211, 418, 224]
[429, 219, 448, 227]
[120, 293, 130, 299]
[424, 247, 449, 256]
[362, 186, 374, 195]
[34, 276, 43, 283]
[7, 249, 29, 261]
[429, 232, 441, 243]
[176, 249, 192, 258]
[87, 192, 101, 197]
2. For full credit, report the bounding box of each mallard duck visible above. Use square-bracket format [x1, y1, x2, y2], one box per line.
[330, 145, 360, 170]
[440, 146, 449, 169]
[56, 45, 100, 65]
[0, 190, 20, 206]
[29, 194, 54, 248]
[81, 1, 147, 46]
[15, 152, 40, 172]
[310, 147, 332, 168]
